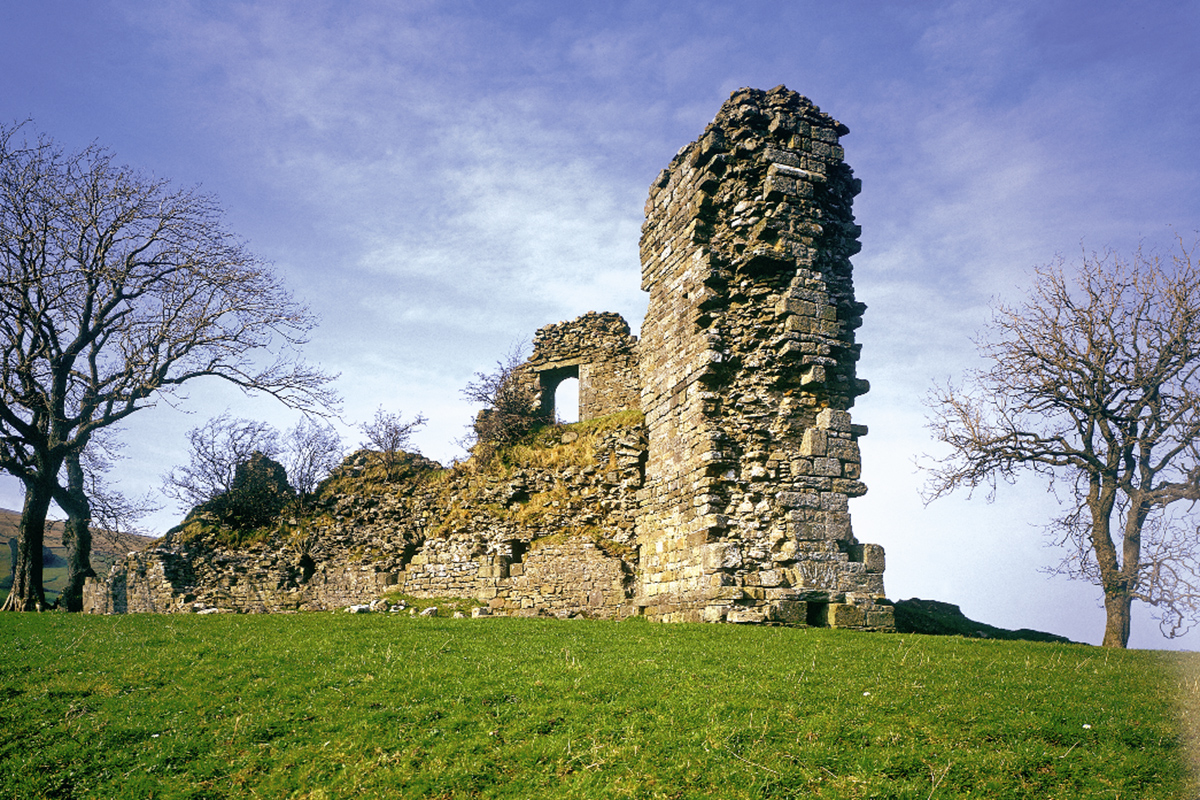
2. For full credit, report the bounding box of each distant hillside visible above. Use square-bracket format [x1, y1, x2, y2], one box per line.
[1, 508, 157, 602]
[894, 597, 1074, 644]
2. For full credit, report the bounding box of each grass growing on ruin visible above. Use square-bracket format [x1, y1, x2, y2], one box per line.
[496, 409, 644, 474]
[1, 613, 1195, 799]
[428, 411, 645, 537]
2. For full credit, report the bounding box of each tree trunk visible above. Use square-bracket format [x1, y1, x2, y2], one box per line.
[59, 455, 94, 613]
[60, 516, 94, 613]
[1088, 483, 1128, 647]
[1102, 590, 1132, 648]
[1, 483, 52, 612]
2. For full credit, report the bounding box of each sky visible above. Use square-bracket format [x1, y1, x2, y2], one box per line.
[1, 0, 1198, 648]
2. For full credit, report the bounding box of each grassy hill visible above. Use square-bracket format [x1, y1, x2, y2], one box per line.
[0, 507, 156, 601]
[0, 613, 1195, 798]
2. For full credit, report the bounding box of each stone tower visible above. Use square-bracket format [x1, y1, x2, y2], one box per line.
[635, 86, 890, 628]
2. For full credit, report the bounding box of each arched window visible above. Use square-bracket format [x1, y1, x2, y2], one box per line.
[554, 377, 580, 423]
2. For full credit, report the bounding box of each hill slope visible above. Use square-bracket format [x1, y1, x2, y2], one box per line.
[894, 597, 1074, 643]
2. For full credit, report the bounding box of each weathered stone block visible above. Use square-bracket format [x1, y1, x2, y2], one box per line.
[826, 438, 860, 461]
[861, 544, 885, 573]
[800, 429, 827, 457]
[757, 569, 783, 587]
[816, 408, 851, 432]
[813, 457, 842, 477]
[827, 603, 865, 628]
[777, 491, 819, 509]
[866, 606, 894, 629]
[767, 600, 807, 624]
[727, 608, 766, 624]
[703, 541, 741, 571]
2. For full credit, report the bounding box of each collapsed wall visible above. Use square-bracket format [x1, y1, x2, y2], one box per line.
[635, 86, 889, 627]
[86, 426, 647, 617]
[85, 86, 892, 630]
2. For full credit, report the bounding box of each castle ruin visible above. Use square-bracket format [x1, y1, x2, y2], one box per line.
[85, 86, 892, 630]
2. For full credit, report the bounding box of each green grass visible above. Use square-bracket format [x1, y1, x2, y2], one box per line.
[0, 614, 1195, 799]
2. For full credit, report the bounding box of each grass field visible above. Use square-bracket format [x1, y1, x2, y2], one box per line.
[1, 613, 1196, 799]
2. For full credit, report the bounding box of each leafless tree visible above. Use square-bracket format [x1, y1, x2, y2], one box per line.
[922, 240, 1200, 648]
[360, 408, 426, 480]
[162, 413, 282, 512]
[76, 435, 159, 540]
[461, 345, 545, 463]
[283, 417, 344, 501]
[0, 122, 335, 611]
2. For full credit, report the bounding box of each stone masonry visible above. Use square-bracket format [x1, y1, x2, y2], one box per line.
[86, 430, 646, 617]
[634, 85, 886, 627]
[522, 311, 640, 422]
[85, 86, 892, 631]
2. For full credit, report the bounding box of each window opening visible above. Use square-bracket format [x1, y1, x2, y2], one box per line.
[555, 377, 580, 423]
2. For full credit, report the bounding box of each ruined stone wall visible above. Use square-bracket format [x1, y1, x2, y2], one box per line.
[635, 85, 889, 628]
[523, 311, 640, 422]
[84, 526, 409, 615]
[383, 422, 645, 618]
[86, 86, 891, 632]
[83, 547, 196, 614]
[85, 423, 647, 619]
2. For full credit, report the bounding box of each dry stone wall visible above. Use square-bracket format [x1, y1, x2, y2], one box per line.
[85, 425, 647, 619]
[85, 86, 892, 631]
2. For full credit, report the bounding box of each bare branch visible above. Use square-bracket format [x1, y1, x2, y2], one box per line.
[359, 408, 426, 481]
[460, 344, 546, 464]
[922, 240, 1200, 647]
[283, 417, 345, 498]
[0, 120, 339, 610]
[162, 413, 282, 512]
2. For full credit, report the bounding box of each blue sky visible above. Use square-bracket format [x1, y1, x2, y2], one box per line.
[2, 0, 1198, 647]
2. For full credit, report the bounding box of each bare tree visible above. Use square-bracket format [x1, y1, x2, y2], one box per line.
[922, 240, 1200, 648]
[283, 417, 344, 501]
[461, 345, 545, 463]
[163, 413, 282, 512]
[360, 408, 426, 480]
[0, 122, 335, 611]
[76, 435, 159, 540]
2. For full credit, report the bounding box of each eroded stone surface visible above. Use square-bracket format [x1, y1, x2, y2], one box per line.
[634, 85, 884, 626]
